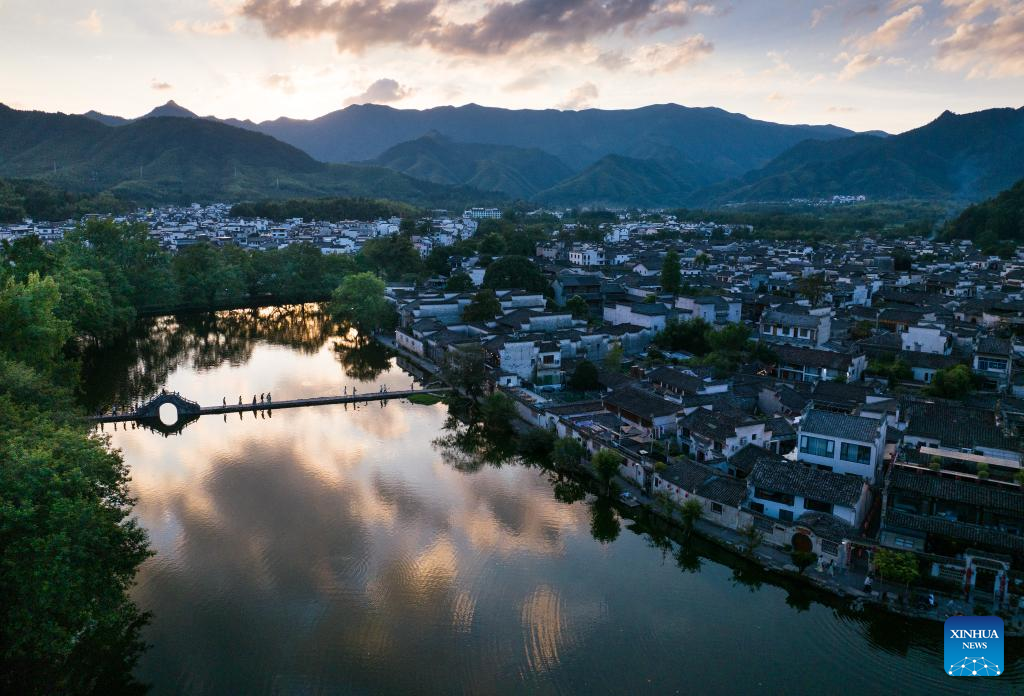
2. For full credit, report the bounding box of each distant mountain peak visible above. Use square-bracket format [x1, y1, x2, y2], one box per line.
[142, 100, 197, 120]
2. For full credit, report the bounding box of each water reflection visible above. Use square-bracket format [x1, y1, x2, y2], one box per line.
[83, 307, 1024, 695]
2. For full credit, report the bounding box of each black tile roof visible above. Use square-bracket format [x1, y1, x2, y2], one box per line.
[658, 459, 747, 507]
[902, 399, 1019, 451]
[884, 509, 1024, 553]
[888, 467, 1024, 516]
[604, 387, 680, 418]
[800, 409, 881, 443]
[749, 459, 867, 507]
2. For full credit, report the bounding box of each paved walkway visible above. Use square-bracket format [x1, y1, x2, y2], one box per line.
[611, 473, 1022, 625]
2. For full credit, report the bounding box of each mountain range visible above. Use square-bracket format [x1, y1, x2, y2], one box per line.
[695, 107, 1024, 206]
[0, 104, 487, 206]
[2, 99, 1021, 208]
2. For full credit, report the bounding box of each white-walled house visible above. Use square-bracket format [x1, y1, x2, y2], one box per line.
[603, 301, 670, 330]
[759, 307, 831, 348]
[746, 457, 872, 527]
[797, 410, 886, 483]
[901, 324, 952, 355]
[652, 459, 747, 530]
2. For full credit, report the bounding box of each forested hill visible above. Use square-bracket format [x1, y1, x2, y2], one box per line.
[369, 132, 574, 199]
[942, 178, 1024, 251]
[698, 107, 1024, 205]
[0, 105, 495, 207]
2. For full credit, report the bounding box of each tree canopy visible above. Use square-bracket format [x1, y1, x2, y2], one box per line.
[481, 255, 546, 292]
[330, 272, 396, 336]
[661, 250, 681, 295]
[566, 359, 601, 392]
[462, 289, 502, 322]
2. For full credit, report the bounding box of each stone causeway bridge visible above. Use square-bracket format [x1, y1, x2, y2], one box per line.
[89, 388, 451, 432]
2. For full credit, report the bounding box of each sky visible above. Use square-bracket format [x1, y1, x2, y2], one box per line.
[1, 0, 1022, 133]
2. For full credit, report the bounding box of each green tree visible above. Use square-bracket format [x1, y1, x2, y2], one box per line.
[552, 436, 586, 470]
[791, 550, 818, 574]
[873, 548, 920, 588]
[795, 274, 831, 306]
[849, 320, 874, 340]
[591, 448, 623, 493]
[603, 344, 624, 372]
[478, 233, 507, 256]
[462, 289, 502, 322]
[566, 359, 601, 392]
[927, 364, 973, 399]
[52, 264, 130, 343]
[566, 294, 590, 320]
[708, 323, 752, 353]
[518, 427, 556, 461]
[481, 255, 546, 292]
[654, 318, 712, 355]
[661, 249, 681, 295]
[738, 523, 763, 556]
[694, 252, 710, 268]
[445, 271, 474, 292]
[330, 272, 396, 336]
[69, 219, 177, 312]
[479, 392, 518, 438]
[0, 274, 72, 373]
[441, 347, 488, 398]
[171, 243, 245, 308]
[679, 498, 703, 537]
[359, 235, 423, 280]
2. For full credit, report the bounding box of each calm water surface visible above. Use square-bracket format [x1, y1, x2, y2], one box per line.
[84, 306, 1022, 695]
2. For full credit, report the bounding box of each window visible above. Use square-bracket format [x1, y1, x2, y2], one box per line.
[798, 328, 809, 338]
[840, 442, 872, 466]
[778, 509, 793, 522]
[820, 539, 839, 556]
[978, 357, 1008, 372]
[749, 502, 764, 514]
[805, 498, 833, 514]
[754, 488, 795, 505]
[800, 435, 834, 458]
[894, 537, 916, 549]
[710, 502, 723, 514]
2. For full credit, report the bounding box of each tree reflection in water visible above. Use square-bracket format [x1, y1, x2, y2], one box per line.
[432, 413, 520, 472]
[81, 304, 343, 410]
[589, 498, 621, 544]
[332, 328, 392, 382]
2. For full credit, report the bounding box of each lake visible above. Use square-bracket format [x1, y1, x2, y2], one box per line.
[83, 305, 1021, 695]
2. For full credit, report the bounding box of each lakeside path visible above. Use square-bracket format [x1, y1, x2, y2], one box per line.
[378, 334, 1024, 631]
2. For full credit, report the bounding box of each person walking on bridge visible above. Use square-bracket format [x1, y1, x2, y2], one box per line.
[252, 395, 257, 407]
[267, 393, 271, 404]
[223, 397, 227, 407]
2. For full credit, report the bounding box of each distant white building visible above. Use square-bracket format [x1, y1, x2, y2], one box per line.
[463, 207, 501, 220]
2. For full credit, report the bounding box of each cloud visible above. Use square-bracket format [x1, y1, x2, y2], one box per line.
[634, 35, 714, 72]
[854, 4, 925, 50]
[766, 91, 788, 102]
[934, 1, 1024, 77]
[171, 19, 235, 35]
[836, 52, 884, 80]
[264, 73, 295, 94]
[151, 79, 173, 91]
[593, 50, 632, 71]
[344, 78, 413, 106]
[503, 68, 554, 92]
[77, 9, 102, 34]
[827, 105, 859, 112]
[240, 0, 703, 55]
[558, 82, 599, 110]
